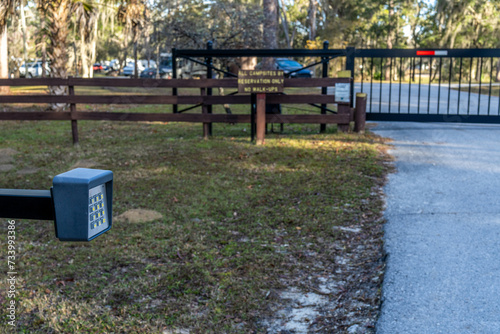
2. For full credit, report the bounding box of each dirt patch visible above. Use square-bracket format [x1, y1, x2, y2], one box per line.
[0, 155, 14, 164]
[261, 184, 387, 333]
[0, 148, 18, 165]
[70, 159, 99, 169]
[0, 148, 18, 157]
[114, 209, 163, 223]
[16, 167, 40, 175]
[0, 164, 14, 172]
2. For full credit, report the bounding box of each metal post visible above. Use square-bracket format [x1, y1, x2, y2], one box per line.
[320, 40, 329, 133]
[251, 94, 256, 142]
[0, 189, 55, 220]
[345, 47, 355, 108]
[206, 41, 213, 136]
[172, 48, 178, 113]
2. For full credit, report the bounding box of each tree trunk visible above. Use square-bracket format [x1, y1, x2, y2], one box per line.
[496, 59, 500, 82]
[81, 30, 89, 78]
[47, 0, 71, 110]
[89, 17, 98, 78]
[449, 22, 462, 49]
[20, 0, 29, 71]
[41, 10, 48, 78]
[308, 0, 317, 41]
[278, 0, 290, 48]
[385, 1, 394, 81]
[0, 27, 9, 94]
[133, 26, 138, 78]
[411, 3, 421, 48]
[262, 0, 278, 70]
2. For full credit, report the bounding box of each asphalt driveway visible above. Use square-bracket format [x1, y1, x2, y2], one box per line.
[372, 122, 500, 333]
[354, 82, 500, 115]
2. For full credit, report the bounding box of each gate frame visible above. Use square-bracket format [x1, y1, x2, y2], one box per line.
[171, 42, 355, 136]
[350, 48, 500, 123]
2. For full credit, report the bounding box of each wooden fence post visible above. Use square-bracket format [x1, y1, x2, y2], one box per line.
[68, 78, 79, 145]
[201, 87, 209, 140]
[354, 93, 367, 133]
[255, 93, 266, 145]
[337, 104, 350, 132]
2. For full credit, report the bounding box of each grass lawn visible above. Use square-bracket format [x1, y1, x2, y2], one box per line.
[0, 87, 390, 333]
[455, 85, 500, 97]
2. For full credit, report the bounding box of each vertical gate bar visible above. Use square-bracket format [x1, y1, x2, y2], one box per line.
[345, 47, 356, 107]
[172, 48, 178, 113]
[388, 57, 392, 113]
[206, 41, 213, 136]
[370, 57, 374, 113]
[411, 58, 414, 82]
[398, 57, 402, 114]
[250, 94, 256, 141]
[457, 57, 463, 115]
[497, 61, 500, 114]
[467, 57, 473, 115]
[320, 40, 329, 133]
[478, 57, 483, 115]
[379, 57, 383, 113]
[498, 62, 500, 114]
[427, 57, 433, 114]
[488, 57, 493, 115]
[408, 58, 412, 114]
[361, 57, 365, 92]
[437, 57, 442, 114]
[417, 57, 422, 114]
[447, 58, 453, 115]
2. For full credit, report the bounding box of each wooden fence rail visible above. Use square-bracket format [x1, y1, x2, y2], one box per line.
[0, 77, 366, 144]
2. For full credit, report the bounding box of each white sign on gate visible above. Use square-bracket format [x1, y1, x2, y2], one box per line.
[335, 83, 350, 103]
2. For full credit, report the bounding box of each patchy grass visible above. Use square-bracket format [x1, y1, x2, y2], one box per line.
[454, 85, 500, 97]
[0, 92, 390, 333]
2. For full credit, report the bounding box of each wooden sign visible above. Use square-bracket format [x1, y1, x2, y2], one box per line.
[238, 70, 284, 94]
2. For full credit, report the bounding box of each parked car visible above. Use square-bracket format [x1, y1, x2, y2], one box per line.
[109, 59, 121, 71]
[93, 63, 103, 72]
[178, 59, 207, 79]
[19, 61, 50, 78]
[140, 67, 172, 79]
[121, 62, 136, 76]
[122, 60, 156, 76]
[274, 58, 313, 78]
[158, 57, 173, 75]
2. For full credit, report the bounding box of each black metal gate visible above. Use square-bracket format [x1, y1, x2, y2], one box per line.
[171, 42, 350, 135]
[353, 49, 500, 123]
[171, 43, 500, 125]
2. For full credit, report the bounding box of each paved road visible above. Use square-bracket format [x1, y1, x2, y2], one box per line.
[354, 83, 500, 115]
[372, 122, 500, 333]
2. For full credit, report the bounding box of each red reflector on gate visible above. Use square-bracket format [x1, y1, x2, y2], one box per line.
[416, 51, 435, 56]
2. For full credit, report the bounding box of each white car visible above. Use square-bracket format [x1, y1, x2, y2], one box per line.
[122, 60, 156, 76]
[19, 62, 50, 78]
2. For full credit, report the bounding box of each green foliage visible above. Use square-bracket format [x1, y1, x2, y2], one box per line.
[5, 0, 500, 71]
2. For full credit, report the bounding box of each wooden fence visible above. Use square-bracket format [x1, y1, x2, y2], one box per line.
[0, 77, 367, 144]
